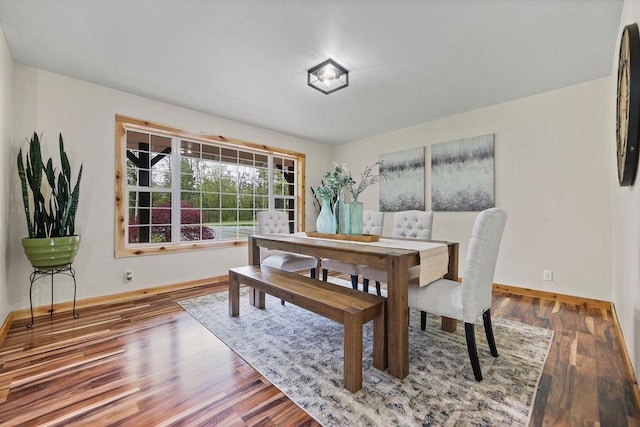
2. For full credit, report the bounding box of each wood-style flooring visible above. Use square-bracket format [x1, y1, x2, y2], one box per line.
[0, 278, 637, 426]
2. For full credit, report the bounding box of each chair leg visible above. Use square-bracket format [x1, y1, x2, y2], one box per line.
[310, 268, 316, 279]
[375, 281, 381, 296]
[465, 322, 482, 381]
[483, 309, 498, 358]
[363, 278, 370, 293]
[322, 268, 328, 281]
[350, 275, 358, 289]
[420, 311, 427, 330]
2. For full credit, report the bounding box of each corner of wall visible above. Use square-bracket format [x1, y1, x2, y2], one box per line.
[0, 25, 15, 326]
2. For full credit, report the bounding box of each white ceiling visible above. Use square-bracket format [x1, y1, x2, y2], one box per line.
[0, 0, 624, 145]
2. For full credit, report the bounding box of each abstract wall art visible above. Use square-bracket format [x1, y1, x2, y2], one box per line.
[379, 147, 425, 212]
[431, 134, 494, 211]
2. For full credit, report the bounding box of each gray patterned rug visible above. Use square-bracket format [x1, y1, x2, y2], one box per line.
[179, 286, 552, 426]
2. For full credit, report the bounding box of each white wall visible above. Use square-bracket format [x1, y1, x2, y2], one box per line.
[0, 28, 13, 323]
[334, 78, 614, 301]
[7, 67, 331, 311]
[613, 0, 640, 382]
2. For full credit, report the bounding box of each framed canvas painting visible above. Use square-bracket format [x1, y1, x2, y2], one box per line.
[379, 147, 425, 212]
[431, 134, 494, 211]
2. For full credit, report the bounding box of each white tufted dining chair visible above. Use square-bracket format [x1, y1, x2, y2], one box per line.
[321, 210, 384, 289]
[361, 210, 433, 295]
[408, 208, 507, 381]
[256, 211, 318, 305]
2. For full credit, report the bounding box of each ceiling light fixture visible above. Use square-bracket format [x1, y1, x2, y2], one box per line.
[307, 59, 349, 95]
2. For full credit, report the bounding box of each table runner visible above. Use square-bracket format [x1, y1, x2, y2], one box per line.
[294, 233, 449, 286]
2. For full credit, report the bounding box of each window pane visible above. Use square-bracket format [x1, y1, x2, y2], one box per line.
[181, 192, 201, 208]
[202, 209, 219, 223]
[221, 147, 237, 164]
[151, 226, 171, 242]
[151, 170, 171, 188]
[127, 131, 150, 150]
[255, 154, 268, 168]
[151, 135, 171, 154]
[238, 209, 253, 222]
[255, 196, 268, 209]
[152, 192, 171, 207]
[202, 144, 220, 161]
[221, 209, 238, 223]
[181, 140, 200, 159]
[152, 206, 171, 225]
[202, 175, 221, 193]
[181, 225, 202, 241]
[238, 151, 254, 166]
[238, 194, 253, 208]
[128, 226, 141, 243]
[202, 193, 220, 208]
[180, 204, 201, 225]
[221, 193, 237, 209]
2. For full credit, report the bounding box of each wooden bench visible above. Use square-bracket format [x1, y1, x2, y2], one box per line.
[228, 265, 387, 393]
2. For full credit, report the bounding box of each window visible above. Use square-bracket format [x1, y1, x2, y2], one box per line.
[116, 115, 306, 257]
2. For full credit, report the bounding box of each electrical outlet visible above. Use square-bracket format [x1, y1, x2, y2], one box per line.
[124, 270, 133, 283]
[543, 270, 553, 281]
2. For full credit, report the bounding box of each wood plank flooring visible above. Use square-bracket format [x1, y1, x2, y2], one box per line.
[0, 279, 637, 426]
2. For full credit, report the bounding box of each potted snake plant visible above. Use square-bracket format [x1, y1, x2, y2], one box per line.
[17, 132, 83, 269]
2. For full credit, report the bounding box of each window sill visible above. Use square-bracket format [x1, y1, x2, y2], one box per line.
[115, 239, 248, 258]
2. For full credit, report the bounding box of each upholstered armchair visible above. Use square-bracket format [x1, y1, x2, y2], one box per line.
[321, 210, 384, 289]
[361, 210, 433, 295]
[408, 208, 507, 381]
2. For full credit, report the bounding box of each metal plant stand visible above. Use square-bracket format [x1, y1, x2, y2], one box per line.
[27, 263, 79, 329]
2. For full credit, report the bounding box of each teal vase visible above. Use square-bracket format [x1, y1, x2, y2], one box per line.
[345, 201, 364, 235]
[316, 197, 337, 234]
[334, 190, 347, 234]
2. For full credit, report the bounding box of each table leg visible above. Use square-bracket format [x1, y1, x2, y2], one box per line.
[229, 270, 240, 317]
[386, 253, 409, 379]
[442, 242, 459, 332]
[248, 236, 261, 308]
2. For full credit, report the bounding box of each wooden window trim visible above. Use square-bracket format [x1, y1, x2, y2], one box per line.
[115, 114, 306, 258]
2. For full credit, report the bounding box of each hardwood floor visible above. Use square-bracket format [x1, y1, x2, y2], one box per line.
[492, 289, 640, 426]
[0, 279, 638, 426]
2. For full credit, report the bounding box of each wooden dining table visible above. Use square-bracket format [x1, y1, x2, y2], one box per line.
[246, 233, 459, 380]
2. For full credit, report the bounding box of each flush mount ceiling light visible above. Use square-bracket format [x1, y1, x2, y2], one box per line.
[307, 59, 349, 95]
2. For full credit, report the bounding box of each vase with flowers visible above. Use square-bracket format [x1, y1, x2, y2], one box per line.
[314, 183, 337, 234]
[344, 160, 386, 235]
[323, 163, 352, 234]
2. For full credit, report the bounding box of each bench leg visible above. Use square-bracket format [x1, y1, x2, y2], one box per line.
[373, 302, 387, 371]
[229, 271, 240, 317]
[249, 287, 266, 309]
[344, 307, 363, 393]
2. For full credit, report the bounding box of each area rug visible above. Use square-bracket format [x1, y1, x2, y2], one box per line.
[179, 286, 553, 426]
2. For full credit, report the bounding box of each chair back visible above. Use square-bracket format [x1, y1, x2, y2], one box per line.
[391, 210, 433, 239]
[257, 210, 291, 234]
[461, 208, 507, 322]
[256, 210, 291, 261]
[363, 211, 384, 235]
